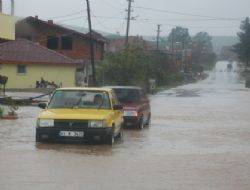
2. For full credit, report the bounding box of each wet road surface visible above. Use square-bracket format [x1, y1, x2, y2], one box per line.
[0, 61, 250, 190]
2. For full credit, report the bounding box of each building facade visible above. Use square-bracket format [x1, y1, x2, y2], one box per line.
[16, 16, 106, 61]
[0, 39, 79, 89]
[15, 16, 106, 86]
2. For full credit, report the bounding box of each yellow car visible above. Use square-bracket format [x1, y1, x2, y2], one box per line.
[36, 87, 123, 145]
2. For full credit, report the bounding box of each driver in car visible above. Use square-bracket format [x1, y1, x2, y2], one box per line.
[93, 94, 103, 107]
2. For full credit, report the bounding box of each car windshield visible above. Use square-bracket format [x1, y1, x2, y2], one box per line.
[48, 90, 111, 109]
[114, 88, 140, 104]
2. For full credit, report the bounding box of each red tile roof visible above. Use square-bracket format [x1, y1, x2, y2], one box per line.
[0, 39, 79, 65]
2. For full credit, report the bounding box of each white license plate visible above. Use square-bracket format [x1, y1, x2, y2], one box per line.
[59, 131, 84, 137]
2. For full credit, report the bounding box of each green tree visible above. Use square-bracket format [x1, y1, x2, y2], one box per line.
[97, 45, 152, 88]
[167, 27, 191, 49]
[234, 17, 250, 67]
[191, 32, 216, 70]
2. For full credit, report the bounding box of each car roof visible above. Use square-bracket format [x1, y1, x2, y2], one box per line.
[57, 87, 113, 92]
[104, 86, 142, 90]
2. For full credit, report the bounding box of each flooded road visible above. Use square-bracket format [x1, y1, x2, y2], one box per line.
[0, 61, 250, 190]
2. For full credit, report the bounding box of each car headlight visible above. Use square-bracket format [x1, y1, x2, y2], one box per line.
[88, 120, 103, 128]
[123, 110, 138, 117]
[37, 119, 54, 127]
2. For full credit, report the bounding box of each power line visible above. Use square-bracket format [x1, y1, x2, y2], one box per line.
[47, 11, 83, 20]
[133, 6, 243, 21]
[53, 14, 239, 31]
[134, 19, 239, 29]
[90, 10, 119, 32]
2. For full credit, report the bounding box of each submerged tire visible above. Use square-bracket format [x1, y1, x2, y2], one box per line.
[106, 132, 115, 145]
[138, 118, 144, 130]
[117, 129, 123, 140]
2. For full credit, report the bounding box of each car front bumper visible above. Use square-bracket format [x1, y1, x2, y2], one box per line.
[36, 127, 113, 142]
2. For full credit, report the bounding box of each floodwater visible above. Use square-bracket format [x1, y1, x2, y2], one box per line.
[0, 61, 250, 190]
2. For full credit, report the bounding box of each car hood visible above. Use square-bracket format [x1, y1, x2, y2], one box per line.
[39, 109, 114, 120]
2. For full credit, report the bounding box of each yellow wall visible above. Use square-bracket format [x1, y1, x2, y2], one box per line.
[0, 13, 15, 40]
[0, 63, 76, 89]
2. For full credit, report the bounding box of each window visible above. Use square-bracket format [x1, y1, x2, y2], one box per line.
[61, 36, 73, 50]
[17, 65, 27, 74]
[113, 89, 140, 104]
[47, 36, 59, 50]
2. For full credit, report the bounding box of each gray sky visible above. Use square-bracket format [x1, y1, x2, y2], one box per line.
[2, 0, 250, 37]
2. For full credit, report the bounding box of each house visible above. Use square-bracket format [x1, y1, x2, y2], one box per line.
[15, 16, 107, 86]
[0, 39, 80, 89]
[15, 16, 106, 61]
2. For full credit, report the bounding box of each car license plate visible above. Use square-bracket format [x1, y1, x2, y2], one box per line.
[59, 131, 84, 137]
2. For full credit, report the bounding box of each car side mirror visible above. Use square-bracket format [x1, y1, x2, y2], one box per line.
[113, 104, 123, 110]
[38, 103, 47, 109]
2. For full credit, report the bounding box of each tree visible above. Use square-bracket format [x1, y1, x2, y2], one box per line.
[191, 32, 216, 70]
[234, 17, 250, 67]
[97, 45, 152, 88]
[168, 27, 191, 50]
[97, 45, 182, 91]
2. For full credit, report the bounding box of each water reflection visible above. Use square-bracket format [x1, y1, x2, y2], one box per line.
[35, 143, 115, 156]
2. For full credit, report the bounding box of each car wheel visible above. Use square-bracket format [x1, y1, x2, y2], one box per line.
[106, 132, 115, 145]
[117, 128, 123, 140]
[138, 118, 144, 129]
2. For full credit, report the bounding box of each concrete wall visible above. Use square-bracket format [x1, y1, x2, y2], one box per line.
[0, 63, 76, 89]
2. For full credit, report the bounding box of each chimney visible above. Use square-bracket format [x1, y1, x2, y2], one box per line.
[11, 0, 14, 15]
[48, 20, 53, 24]
[0, 0, 2, 13]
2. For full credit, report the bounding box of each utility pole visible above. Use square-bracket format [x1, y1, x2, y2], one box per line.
[0, 0, 2, 13]
[86, 0, 96, 86]
[11, 0, 14, 15]
[156, 24, 161, 50]
[125, 0, 133, 47]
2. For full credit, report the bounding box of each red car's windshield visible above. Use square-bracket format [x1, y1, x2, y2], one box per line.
[114, 89, 141, 104]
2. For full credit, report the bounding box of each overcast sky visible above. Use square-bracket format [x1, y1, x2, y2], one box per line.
[2, 0, 250, 37]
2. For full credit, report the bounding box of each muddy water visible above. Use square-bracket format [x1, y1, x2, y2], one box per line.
[0, 61, 250, 190]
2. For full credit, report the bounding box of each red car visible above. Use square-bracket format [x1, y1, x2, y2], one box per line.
[107, 86, 151, 129]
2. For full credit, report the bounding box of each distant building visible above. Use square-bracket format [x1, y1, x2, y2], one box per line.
[0, 39, 80, 89]
[15, 16, 107, 85]
[106, 36, 155, 53]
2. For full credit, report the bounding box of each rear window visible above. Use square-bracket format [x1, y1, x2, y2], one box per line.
[114, 88, 141, 104]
